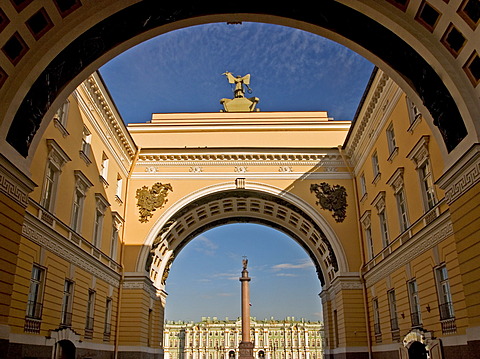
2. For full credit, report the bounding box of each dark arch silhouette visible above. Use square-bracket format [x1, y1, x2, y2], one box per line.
[408, 341, 428, 359]
[6, 2, 466, 157]
[55, 340, 76, 359]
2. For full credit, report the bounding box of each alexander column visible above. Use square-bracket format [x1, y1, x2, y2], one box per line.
[239, 257, 254, 359]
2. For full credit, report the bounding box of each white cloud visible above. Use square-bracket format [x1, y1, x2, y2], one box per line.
[217, 292, 234, 297]
[212, 271, 240, 281]
[276, 273, 298, 277]
[271, 259, 314, 271]
[192, 235, 218, 256]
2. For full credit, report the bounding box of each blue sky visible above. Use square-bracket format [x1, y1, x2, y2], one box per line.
[99, 22, 374, 123]
[163, 224, 323, 322]
[99, 22, 374, 322]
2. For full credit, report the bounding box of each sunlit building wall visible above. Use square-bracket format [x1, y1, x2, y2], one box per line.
[343, 68, 466, 358]
[1, 67, 478, 359]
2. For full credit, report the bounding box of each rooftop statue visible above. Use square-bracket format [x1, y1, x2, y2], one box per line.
[223, 72, 252, 98]
[220, 72, 259, 112]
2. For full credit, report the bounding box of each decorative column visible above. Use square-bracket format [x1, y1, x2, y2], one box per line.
[239, 257, 254, 359]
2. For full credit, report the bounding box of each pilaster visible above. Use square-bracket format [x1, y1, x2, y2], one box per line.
[437, 143, 480, 353]
[0, 154, 35, 345]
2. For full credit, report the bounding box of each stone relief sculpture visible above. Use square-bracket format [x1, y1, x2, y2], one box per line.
[310, 182, 348, 223]
[135, 182, 173, 223]
[161, 255, 175, 285]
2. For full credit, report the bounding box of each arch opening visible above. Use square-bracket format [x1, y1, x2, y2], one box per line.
[408, 341, 428, 359]
[143, 188, 349, 291]
[4, 3, 471, 160]
[54, 340, 76, 359]
[163, 223, 323, 323]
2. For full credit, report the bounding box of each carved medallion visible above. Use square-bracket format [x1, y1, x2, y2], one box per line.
[310, 182, 348, 222]
[136, 182, 173, 223]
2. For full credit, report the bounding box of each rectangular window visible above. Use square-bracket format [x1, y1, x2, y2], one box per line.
[54, 100, 69, 127]
[420, 160, 436, 210]
[373, 298, 381, 335]
[115, 175, 123, 199]
[93, 209, 104, 247]
[85, 290, 95, 331]
[372, 152, 380, 178]
[104, 297, 112, 340]
[408, 280, 422, 327]
[407, 97, 421, 124]
[60, 279, 74, 327]
[110, 225, 119, 260]
[81, 126, 91, 156]
[386, 123, 397, 154]
[365, 226, 374, 260]
[379, 209, 389, 247]
[26, 265, 45, 319]
[388, 290, 399, 331]
[396, 187, 409, 232]
[360, 173, 367, 197]
[100, 153, 109, 182]
[71, 188, 84, 232]
[41, 162, 58, 211]
[436, 265, 455, 320]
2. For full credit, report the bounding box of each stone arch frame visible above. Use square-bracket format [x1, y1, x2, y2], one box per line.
[1, 2, 479, 165]
[137, 182, 350, 290]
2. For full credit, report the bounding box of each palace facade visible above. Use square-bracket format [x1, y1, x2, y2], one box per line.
[163, 317, 324, 359]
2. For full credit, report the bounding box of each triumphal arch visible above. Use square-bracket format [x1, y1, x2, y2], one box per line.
[1, 2, 480, 359]
[123, 78, 362, 358]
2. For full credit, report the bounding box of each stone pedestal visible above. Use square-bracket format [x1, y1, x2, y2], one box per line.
[239, 341, 254, 359]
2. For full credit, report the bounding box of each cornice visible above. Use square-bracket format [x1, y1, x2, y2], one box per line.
[122, 273, 163, 299]
[137, 151, 345, 164]
[22, 212, 121, 287]
[344, 73, 404, 173]
[81, 74, 136, 160]
[344, 72, 390, 160]
[131, 172, 353, 180]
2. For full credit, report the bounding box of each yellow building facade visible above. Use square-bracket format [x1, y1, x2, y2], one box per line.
[0, 62, 478, 359]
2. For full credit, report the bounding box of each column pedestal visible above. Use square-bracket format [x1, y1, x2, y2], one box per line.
[239, 341, 254, 359]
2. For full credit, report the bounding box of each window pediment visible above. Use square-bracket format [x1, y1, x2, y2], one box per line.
[386, 167, 405, 193]
[95, 193, 110, 213]
[46, 139, 71, 169]
[371, 191, 386, 213]
[74, 170, 93, 194]
[407, 136, 430, 168]
[360, 210, 371, 229]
